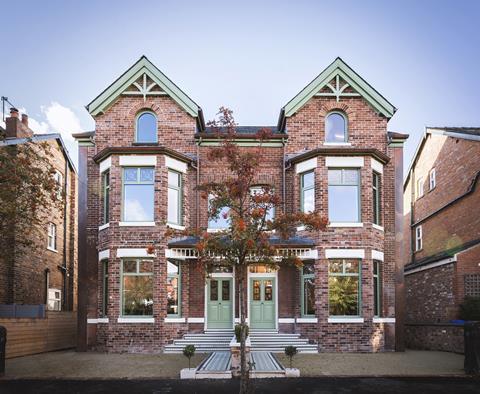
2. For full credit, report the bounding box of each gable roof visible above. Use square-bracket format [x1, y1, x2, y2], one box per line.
[86, 56, 204, 125]
[404, 126, 480, 188]
[0, 133, 77, 173]
[278, 57, 396, 130]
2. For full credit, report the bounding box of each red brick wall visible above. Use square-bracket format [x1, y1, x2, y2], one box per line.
[83, 77, 399, 352]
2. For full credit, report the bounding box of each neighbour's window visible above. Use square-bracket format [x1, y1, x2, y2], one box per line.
[208, 195, 230, 230]
[415, 226, 423, 251]
[300, 171, 315, 213]
[325, 112, 348, 143]
[302, 262, 315, 316]
[167, 261, 180, 316]
[47, 223, 57, 251]
[101, 260, 108, 317]
[53, 170, 63, 199]
[102, 170, 110, 225]
[417, 178, 424, 199]
[429, 168, 436, 191]
[121, 259, 153, 316]
[136, 112, 157, 143]
[122, 167, 155, 222]
[167, 170, 183, 225]
[373, 260, 381, 317]
[328, 169, 360, 222]
[328, 259, 361, 316]
[47, 288, 62, 311]
[372, 172, 381, 226]
[250, 186, 275, 222]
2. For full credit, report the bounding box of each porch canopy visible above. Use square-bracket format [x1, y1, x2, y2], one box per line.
[166, 236, 318, 260]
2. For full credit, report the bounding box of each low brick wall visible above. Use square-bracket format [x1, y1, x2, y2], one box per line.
[405, 323, 464, 354]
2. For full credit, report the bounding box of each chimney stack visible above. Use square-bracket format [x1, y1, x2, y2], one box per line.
[21, 114, 29, 127]
[5, 107, 33, 139]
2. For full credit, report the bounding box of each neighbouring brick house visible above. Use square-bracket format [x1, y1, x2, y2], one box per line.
[0, 108, 78, 314]
[74, 56, 408, 353]
[403, 127, 480, 352]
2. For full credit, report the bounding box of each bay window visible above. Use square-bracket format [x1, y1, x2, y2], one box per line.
[167, 261, 180, 316]
[122, 167, 155, 222]
[328, 169, 360, 222]
[167, 170, 183, 225]
[301, 262, 315, 316]
[300, 171, 315, 213]
[121, 259, 153, 316]
[328, 259, 361, 316]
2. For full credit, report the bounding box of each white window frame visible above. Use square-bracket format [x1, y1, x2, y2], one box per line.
[325, 111, 348, 143]
[53, 170, 63, 199]
[47, 288, 61, 311]
[167, 169, 183, 226]
[429, 168, 436, 191]
[415, 226, 423, 251]
[121, 166, 155, 223]
[47, 223, 57, 251]
[417, 178, 424, 199]
[135, 111, 158, 143]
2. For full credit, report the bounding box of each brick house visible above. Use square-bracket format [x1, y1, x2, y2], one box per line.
[74, 56, 408, 353]
[403, 127, 480, 351]
[0, 108, 78, 314]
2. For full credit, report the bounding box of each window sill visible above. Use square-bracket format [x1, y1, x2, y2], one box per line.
[373, 317, 395, 323]
[167, 223, 185, 231]
[328, 222, 363, 228]
[297, 317, 318, 323]
[117, 317, 154, 323]
[328, 317, 364, 323]
[165, 317, 186, 323]
[187, 317, 205, 323]
[132, 142, 159, 146]
[98, 223, 110, 231]
[278, 318, 295, 323]
[119, 221, 156, 227]
[323, 142, 351, 146]
[47, 247, 58, 253]
[87, 318, 109, 324]
[372, 223, 384, 231]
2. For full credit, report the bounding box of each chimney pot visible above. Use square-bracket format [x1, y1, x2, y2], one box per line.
[10, 107, 19, 118]
[21, 113, 29, 127]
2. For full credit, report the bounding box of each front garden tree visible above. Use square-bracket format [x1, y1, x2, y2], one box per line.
[168, 107, 327, 393]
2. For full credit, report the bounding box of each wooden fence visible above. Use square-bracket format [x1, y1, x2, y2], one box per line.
[0, 311, 77, 358]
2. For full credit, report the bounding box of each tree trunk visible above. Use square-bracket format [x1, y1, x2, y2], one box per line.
[239, 265, 249, 394]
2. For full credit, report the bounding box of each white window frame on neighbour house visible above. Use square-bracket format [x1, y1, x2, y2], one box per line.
[250, 186, 275, 223]
[207, 194, 230, 231]
[122, 167, 155, 223]
[101, 260, 108, 317]
[300, 170, 315, 213]
[429, 168, 436, 191]
[167, 170, 183, 226]
[53, 170, 63, 199]
[47, 223, 57, 251]
[417, 177, 424, 199]
[415, 226, 423, 251]
[47, 288, 62, 311]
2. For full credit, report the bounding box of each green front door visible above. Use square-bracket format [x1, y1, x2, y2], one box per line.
[207, 278, 233, 329]
[250, 278, 276, 329]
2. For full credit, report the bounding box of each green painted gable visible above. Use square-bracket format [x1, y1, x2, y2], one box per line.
[279, 57, 396, 129]
[86, 56, 202, 119]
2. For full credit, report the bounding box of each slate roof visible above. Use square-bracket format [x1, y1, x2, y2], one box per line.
[428, 127, 480, 137]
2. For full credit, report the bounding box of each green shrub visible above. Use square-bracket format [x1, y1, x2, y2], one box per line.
[284, 345, 298, 368]
[459, 297, 480, 321]
[235, 323, 249, 343]
[183, 344, 196, 369]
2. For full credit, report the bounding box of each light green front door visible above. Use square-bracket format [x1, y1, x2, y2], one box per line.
[207, 278, 233, 329]
[250, 278, 276, 329]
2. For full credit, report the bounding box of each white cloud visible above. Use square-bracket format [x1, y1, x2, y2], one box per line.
[41, 102, 83, 139]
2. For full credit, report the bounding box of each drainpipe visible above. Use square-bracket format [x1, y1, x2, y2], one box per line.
[410, 168, 415, 265]
[282, 138, 291, 214]
[190, 139, 201, 228]
[45, 268, 50, 305]
[61, 159, 69, 310]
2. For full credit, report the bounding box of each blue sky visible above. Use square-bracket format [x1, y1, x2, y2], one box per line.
[1, 0, 479, 170]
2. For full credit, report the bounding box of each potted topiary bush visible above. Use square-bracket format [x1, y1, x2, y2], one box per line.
[284, 345, 298, 369]
[183, 344, 196, 370]
[235, 323, 249, 343]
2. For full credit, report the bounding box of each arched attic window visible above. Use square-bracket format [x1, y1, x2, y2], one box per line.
[135, 111, 157, 143]
[325, 111, 348, 143]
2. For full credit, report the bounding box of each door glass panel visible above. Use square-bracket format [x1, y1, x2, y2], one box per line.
[222, 280, 230, 301]
[253, 280, 261, 301]
[264, 280, 273, 301]
[210, 280, 218, 301]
